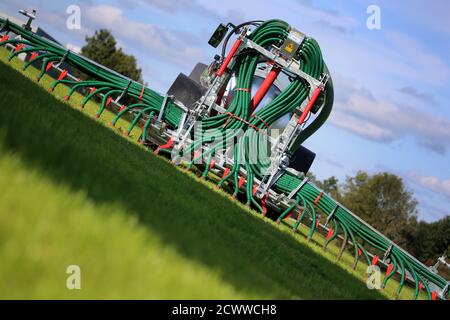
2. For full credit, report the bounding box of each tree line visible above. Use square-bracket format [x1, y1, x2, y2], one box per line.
[308, 171, 450, 278]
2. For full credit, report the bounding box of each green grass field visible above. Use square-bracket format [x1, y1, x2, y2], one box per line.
[0, 49, 420, 299]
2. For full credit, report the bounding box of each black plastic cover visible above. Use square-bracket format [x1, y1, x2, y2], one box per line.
[208, 23, 229, 48]
[167, 73, 206, 109]
[289, 145, 316, 174]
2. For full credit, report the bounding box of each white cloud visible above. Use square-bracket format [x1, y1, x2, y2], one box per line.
[398, 86, 436, 104]
[378, 0, 450, 37]
[329, 112, 396, 141]
[123, 0, 222, 20]
[84, 5, 206, 68]
[386, 31, 450, 84]
[329, 73, 450, 154]
[295, 0, 358, 32]
[409, 172, 450, 200]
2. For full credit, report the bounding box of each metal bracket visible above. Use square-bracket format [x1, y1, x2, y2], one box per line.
[115, 80, 132, 104]
[287, 177, 309, 199]
[157, 94, 172, 122]
[325, 205, 338, 227]
[242, 37, 322, 90]
[441, 282, 450, 299]
[175, 111, 188, 138]
[54, 49, 70, 68]
[19, 9, 36, 31]
[383, 244, 394, 263]
[0, 18, 9, 33]
[256, 164, 287, 197]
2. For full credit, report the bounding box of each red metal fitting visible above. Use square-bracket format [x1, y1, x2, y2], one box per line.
[154, 137, 174, 155]
[326, 228, 334, 240]
[0, 34, 9, 43]
[238, 176, 246, 188]
[313, 191, 324, 206]
[45, 62, 53, 72]
[57, 69, 68, 81]
[105, 96, 113, 107]
[217, 38, 242, 77]
[297, 86, 323, 125]
[14, 43, 24, 52]
[249, 64, 281, 113]
[371, 255, 379, 266]
[138, 85, 145, 100]
[222, 167, 231, 179]
[386, 264, 394, 276]
[30, 52, 38, 61]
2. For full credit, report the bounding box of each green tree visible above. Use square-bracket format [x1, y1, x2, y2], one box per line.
[80, 29, 142, 82]
[321, 176, 341, 200]
[306, 173, 341, 200]
[340, 171, 418, 248]
[310, 170, 449, 272]
[406, 217, 450, 261]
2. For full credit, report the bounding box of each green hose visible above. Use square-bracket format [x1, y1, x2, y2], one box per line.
[1, 15, 447, 300]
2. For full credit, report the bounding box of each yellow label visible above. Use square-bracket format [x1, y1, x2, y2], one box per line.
[285, 42, 295, 53]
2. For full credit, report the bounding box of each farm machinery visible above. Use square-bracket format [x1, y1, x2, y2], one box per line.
[0, 10, 448, 300]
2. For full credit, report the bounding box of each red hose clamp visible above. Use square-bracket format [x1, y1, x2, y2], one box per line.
[296, 209, 304, 220]
[154, 137, 174, 155]
[313, 192, 324, 206]
[193, 150, 202, 161]
[251, 115, 270, 129]
[371, 255, 379, 266]
[209, 159, 215, 170]
[0, 34, 9, 43]
[431, 291, 438, 300]
[284, 210, 293, 220]
[419, 282, 424, 291]
[14, 43, 24, 52]
[45, 61, 53, 72]
[222, 167, 231, 179]
[57, 69, 68, 81]
[138, 84, 145, 100]
[105, 96, 113, 107]
[238, 176, 246, 189]
[386, 264, 394, 276]
[261, 193, 269, 216]
[29, 52, 39, 61]
[326, 228, 334, 240]
[357, 248, 362, 256]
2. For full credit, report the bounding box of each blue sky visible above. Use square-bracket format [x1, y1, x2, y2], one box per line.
[1, 0, 449, 222]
